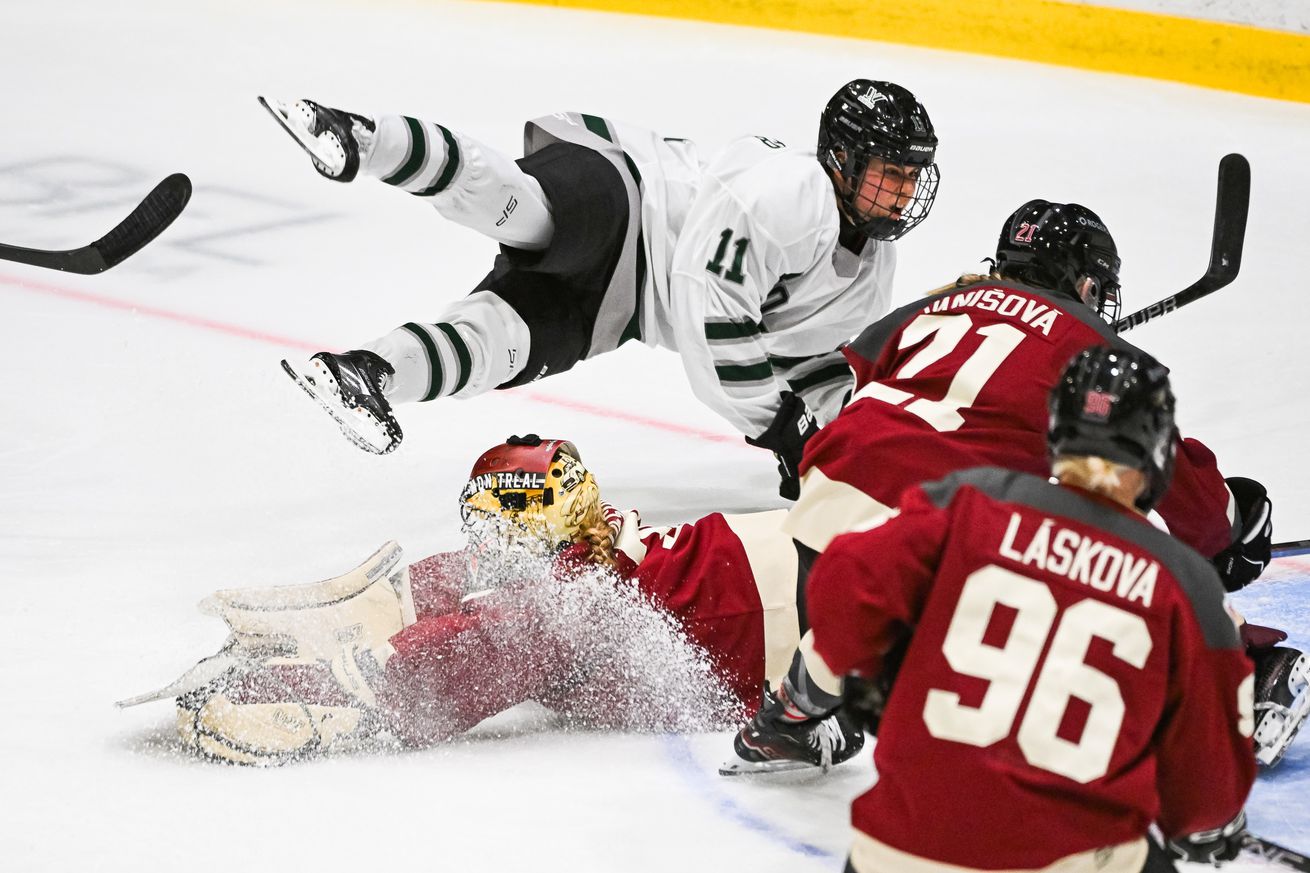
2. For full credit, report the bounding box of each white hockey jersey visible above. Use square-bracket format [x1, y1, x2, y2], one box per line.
[525, 114, 897, 437]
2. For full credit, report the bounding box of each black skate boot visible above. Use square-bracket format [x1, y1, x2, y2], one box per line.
[282, 350, 403, 454]
[258, 97, 376, 182]
[719, 687, 865, 776]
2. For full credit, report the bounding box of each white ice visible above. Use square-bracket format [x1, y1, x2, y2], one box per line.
[1, 0, 1308, 870]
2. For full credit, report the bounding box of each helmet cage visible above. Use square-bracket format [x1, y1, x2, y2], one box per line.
[818, 80, 939, 241]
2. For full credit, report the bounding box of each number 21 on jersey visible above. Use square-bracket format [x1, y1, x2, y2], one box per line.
[851, 313, 1025, 431]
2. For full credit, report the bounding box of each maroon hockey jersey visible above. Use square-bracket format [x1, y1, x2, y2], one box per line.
[808, 468, 1256, 869]
[379, 511, 789, 744]
[794, 279, 1235, 558]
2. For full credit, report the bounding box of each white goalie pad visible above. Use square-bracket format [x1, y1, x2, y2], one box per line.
[199, 540, 416, 664]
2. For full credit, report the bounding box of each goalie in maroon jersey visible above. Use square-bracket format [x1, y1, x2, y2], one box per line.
[807, 346, 1256, 872]
[126, 435, 863, 766]
[725, 198, 1300, 775]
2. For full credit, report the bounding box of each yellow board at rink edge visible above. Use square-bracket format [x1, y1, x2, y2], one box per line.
[490, 0, 1310, 104]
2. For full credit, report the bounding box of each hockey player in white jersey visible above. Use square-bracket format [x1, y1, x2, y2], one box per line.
[267, 80, 939, 497]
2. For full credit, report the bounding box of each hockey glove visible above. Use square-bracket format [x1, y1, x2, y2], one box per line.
[1213, 477, 1273, 592]
[746, 392, 819, 501]
[1166, 810, 1247, 865]
[841, 671, 890, 735]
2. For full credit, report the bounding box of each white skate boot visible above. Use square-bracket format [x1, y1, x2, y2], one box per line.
[282, 350, 402, 454]
[258, 97, 376, 182]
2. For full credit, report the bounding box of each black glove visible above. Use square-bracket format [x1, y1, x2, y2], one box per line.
[1213, 477, 1273, 592]
[746, 392, 819, 501]
[840, 672, 890, 735]
[1166, 810, 1247, 865]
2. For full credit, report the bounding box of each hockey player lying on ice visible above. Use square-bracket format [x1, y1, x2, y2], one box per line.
[128, 435, 864, 766]
[808, 346, 1257, 872]
[725, 198, 1307, 775]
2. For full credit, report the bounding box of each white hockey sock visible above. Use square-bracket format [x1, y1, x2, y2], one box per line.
[362, 291, 532, 404]
[361, 114, 554, 251]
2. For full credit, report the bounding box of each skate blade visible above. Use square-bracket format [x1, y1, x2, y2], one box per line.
[718, 756, 823, 777]
[281, 359, 399, 454]
[257, 96, 345, 174]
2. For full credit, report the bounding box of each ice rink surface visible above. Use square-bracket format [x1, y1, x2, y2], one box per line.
[1, 0, 1308, 869]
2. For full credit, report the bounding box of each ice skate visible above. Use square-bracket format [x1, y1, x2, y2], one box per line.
[282, 350, 402, 454]
[1253, 645, 1310, 767]
[258, 96, 376, 182]
[719, 689, 864, 776]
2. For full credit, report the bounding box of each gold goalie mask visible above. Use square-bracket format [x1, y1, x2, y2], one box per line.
[459, 434, 604, 553]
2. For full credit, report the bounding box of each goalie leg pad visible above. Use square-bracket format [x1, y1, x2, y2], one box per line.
[1253, 646, 1309, 767]
[199, 541, 415, 665]
[175, 657, 376, 766]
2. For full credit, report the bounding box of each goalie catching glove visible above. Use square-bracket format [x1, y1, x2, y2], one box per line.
[745, 392, 819, 501]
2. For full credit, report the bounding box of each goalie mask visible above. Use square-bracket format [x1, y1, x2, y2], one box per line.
[459, 434, 603, 553]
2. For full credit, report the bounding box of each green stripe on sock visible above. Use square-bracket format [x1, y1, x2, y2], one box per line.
[582, 114, 612, 142]
[435, 323, 472, 394]
[382, 117, 427, 187]
[403, 322, 444, 402]
[705, 320, 762, 341]
[789, 362, 851, 394]
[715, 361, 773, 383]
[415, 124, 461, 196]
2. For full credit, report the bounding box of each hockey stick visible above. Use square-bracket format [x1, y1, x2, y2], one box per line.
[0, 173, 192, 274]
[1273, 540, 1310, 560]
[1115, 153, 1250, 333]
[1244, 833, 1310, 872]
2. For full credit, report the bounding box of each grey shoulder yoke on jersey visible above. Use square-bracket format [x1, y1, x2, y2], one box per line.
[847, 278, 1131, 365]
[920, 466, 1239, 650]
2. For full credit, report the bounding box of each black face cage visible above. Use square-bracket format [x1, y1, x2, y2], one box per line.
[825, 147, 939, 241]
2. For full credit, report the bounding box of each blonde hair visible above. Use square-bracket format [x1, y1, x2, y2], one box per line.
[925, 270, 1000, 298]
[1052, 455, 1145, 508]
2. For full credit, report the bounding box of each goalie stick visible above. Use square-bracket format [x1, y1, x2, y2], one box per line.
[0, 173, 192, 274]
[1115, 153, 1250, 333]
[1244, 833, 1310, 872]
[1274, 540, 1310, 560]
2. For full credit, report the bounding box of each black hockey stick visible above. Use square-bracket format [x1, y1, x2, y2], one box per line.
[1115, 153, 1250, 333]
[1244, 833, 1310, 872]
[0, 173, 192, 274]
[1273, 540, 1310, 559]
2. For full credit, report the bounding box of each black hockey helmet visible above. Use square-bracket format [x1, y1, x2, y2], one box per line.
[995, 200, 1122, 322]
[1048, 345, 1177, 511]
[817, 80, 939, 241]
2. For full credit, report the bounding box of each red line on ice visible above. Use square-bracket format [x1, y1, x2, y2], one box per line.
[0, 272, 742, 446]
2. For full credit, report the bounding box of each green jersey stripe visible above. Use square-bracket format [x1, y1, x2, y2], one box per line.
[582, 114, 613, 142]
[403, 322, 444, 402]
[383, 117, 427, 187]
[705, 320, 762, 341]
[788, 362, 851, 394]
[436, 323, 472, 394]
[715, 361, 773, 383]
[415, 124, 461, 196]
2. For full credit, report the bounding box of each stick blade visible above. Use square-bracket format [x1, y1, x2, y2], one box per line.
[89, 172, 193, 272]
[1208, 153, 1250, 283]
